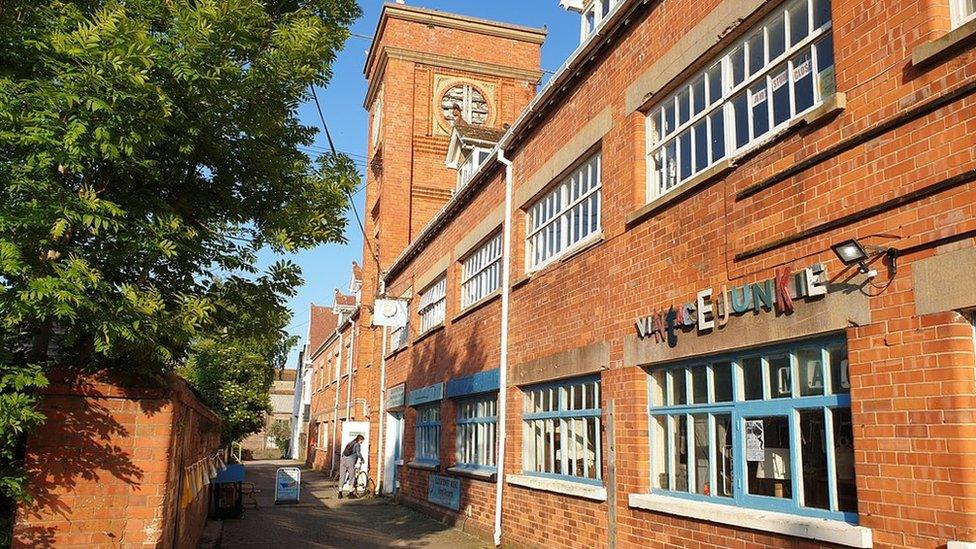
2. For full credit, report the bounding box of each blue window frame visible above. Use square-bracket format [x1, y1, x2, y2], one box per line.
[648, 335, 857, 523]
[522, 375, 602, 485]
[455, 394, 498, 471]
[415, 403, 441, 464]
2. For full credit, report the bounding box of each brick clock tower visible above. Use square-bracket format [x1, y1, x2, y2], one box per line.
[355, 2, 545, 472]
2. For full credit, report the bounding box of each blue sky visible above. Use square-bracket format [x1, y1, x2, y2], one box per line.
[262, 1, 581, 369]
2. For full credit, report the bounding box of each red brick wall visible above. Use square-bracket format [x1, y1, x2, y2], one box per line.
[373, 0, 976, 547]
[13, 369, 221, 548]
[356, 5, 544, 503]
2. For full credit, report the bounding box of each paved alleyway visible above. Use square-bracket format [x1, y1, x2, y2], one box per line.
[218, 460, 488, 548]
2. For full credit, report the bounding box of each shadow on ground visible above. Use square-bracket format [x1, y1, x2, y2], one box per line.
[218, 460, 488, 548]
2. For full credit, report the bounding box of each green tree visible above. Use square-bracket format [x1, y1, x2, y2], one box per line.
[267, 418, 292, 457]
[0, 0, 360, 534]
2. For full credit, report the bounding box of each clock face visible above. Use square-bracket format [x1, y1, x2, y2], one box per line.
[382, 302, 397, 316]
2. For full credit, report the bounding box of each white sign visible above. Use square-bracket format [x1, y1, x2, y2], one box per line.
[341, 421, 370, 472]
[746, 420, 765, 462]
[373, 299, 408, 328]
[274, 467, 301, 504]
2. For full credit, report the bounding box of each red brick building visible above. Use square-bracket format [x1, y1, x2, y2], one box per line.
[342, 1, 976, 547]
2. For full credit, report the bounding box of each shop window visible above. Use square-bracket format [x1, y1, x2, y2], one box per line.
[952, 0, 976, 27]
[461, 232, 503, 309]
[526, 152, 602, 271]
[647, 335, 857, 523]
[418, 276, 446, 333]
[455, 394, 498, 470]
[415, 403, 441, 464]
[646, 0, 835, 201]
[522, 376, 602, 484]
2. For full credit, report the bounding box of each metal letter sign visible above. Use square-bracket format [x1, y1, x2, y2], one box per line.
[274, 467, 301, 504]
[373, 299, 408, 328]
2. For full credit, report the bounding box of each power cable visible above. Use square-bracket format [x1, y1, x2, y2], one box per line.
[308, 86, 381, 274]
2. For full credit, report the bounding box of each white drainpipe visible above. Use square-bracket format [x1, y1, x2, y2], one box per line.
[493, 148, 515, 547]
[345, 320, 356, 424]
[375, 323, 388, 494]
[329, 330, 343, 477]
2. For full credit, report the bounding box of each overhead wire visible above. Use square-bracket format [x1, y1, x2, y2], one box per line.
[308, 86, 380, 274]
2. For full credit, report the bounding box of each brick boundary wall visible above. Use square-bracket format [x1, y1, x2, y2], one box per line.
[13, 369, 221, 548]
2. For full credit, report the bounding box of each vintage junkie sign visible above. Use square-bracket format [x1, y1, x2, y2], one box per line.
[635, 264, 829, 347]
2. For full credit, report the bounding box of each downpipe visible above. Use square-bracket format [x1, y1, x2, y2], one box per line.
[493, 148, 514, 547]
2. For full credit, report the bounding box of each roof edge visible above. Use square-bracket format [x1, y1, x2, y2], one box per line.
[364, 3, 547, 77]
[382, 0, 645, 283]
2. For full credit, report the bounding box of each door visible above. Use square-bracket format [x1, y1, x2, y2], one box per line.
[383, 412, 404, 494]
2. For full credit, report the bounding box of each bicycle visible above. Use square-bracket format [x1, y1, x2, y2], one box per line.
[351, 466, 376, 498]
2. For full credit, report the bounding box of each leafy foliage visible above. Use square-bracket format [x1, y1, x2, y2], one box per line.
[267, 418, 292, 457]
[0, 0, 361, 531]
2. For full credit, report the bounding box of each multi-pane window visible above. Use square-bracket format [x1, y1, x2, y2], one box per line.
[647, 0, 834, 200]
[457, 148, 493, 190]
[526, 152, 602, 271]
[648, 336, 857, 522]
[581, 0, 620, 39]
[418, 276, 446, 333]
[461, 232, 503, 309]
[523, 376, 602, 483]
[389, 321, 408, 352]
[442, 84, 489, 125]
[415, 403, 441, 464]
[952, 0, 976, 26]
[456, 394, 498, 469]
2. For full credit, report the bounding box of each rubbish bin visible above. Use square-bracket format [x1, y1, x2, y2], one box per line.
[211, 463, 245, 519]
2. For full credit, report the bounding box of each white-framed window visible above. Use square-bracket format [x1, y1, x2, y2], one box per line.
[522, 376, 602, 483]
[648, 335, 856, 523]
[318, 421, 328, 451]
[371, 93, 382, 148]
[415, 403, 441, 464]
[456, 394, 498, 470]
[646, 0, 834, 201]
[526, 152, 602, 271]
[580, 0, 620, 40]
[418, 276, 446, 333]
[460, 232, 503, 309]
[389, 320, 408, 352]
[952, 0, 976, 27]
[457, 147, 493, 190]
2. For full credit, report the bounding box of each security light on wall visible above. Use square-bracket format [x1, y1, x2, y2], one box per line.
[831, 238, 899, 279]
[831, 239, 869, 271]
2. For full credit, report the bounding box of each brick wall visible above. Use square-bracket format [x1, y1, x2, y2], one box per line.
[368, 0, 976, 547]
[13, 369, 221, 548]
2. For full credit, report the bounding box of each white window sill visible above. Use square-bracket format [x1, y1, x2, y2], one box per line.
[507, 474, 607, 502]
[447, 465, 496, 481]
[516, 231, 605, 287]
[407, 460, 439, 471]
[628, 493, 872, 548]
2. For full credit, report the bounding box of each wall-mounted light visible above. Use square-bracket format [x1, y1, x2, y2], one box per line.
[832, 238, 899, 279]
[832, 239, 870, 273]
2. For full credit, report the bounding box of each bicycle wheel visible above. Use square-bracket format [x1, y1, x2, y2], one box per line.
[353, 470, 372, 498]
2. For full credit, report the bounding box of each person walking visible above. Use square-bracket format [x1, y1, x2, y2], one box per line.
[337, 434, 364, 498]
